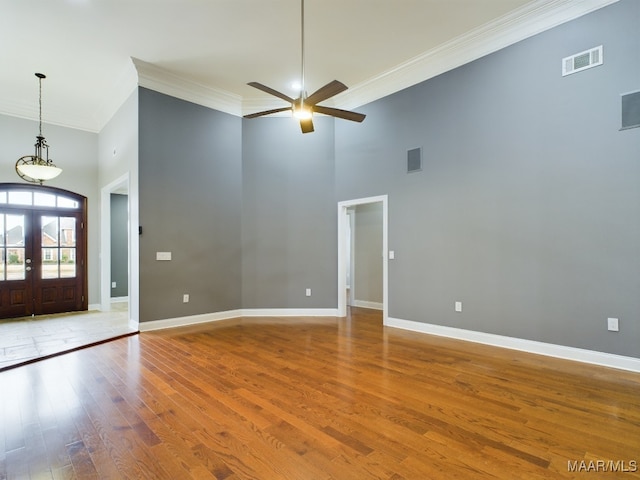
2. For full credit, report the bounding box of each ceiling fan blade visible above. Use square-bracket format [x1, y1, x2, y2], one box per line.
[313, 105, 366, 123]
[244, 107, 292, 119]
[247, 82, 295, 103]
[300, 118, 314, 134]
[305, 80, 348, 106]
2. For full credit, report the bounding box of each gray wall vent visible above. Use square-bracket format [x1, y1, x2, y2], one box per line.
[562, 45, 603, 76]
[407, 147, 422, 173]
[621, 90, 640, 130]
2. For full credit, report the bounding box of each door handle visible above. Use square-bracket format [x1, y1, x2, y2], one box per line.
[26, 266, 32, 272]
[26, 258, 32, 264]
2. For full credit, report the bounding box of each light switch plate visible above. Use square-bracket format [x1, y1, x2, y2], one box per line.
[455, 301, 463, 312]
[607, 317, 619, 332]
[156, 251, 172, 261]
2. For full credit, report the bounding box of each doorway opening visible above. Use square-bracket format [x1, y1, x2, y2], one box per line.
[337, 195, 388, 323]
[100, 174, 133, 326]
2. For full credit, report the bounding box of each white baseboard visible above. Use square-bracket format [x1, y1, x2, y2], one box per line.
[111, 296, 129, 303]
[88, 303, 101, 311]
[386, 317, 640, 373]
[139, 308, 339, 332]
[139, 310, 242, 331]
[352, 300, 383, 311]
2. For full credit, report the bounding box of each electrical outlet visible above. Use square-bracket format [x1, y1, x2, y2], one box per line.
[183, 294, 189, 303]
[111, 281, 116, 288]
[607, 317, 619, 332]
[455, 301, 462, 312]
[305, 288, 311, 297]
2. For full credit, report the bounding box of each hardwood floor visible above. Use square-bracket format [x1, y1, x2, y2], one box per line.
[0, 307, 638, 479]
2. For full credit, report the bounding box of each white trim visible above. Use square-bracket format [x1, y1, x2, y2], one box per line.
[100, 173, 129, 313]
[88, 303, 101, 311]
[352, 300, 383, 311]
[386, 317, 640, 373]
[335, 0, 619, 111]
[139, 308, 339, 332]
[124, 2, 617, 119]
[132, 57, 242, 117]
[139, 310, 243, 332]
[111, 296, 129, 303]
[337, 195, 388, 323]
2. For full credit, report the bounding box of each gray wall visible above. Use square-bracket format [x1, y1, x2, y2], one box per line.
[138, 88, 242, 321]
[335, 0, 639, 357]
[0, 114, 101, 306]
[133, 1, 637, 357]
[110, 193, 128, 297]
[353, 202, 383, 306]
[241, 117, 337, 309]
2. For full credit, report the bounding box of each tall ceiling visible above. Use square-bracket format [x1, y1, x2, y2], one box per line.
[0, 0, 616, 132]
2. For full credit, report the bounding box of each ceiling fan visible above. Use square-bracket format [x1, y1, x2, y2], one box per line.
[244, 0, 366, 133]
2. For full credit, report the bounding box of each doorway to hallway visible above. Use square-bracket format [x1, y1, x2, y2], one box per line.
[337, 195, 388, 322]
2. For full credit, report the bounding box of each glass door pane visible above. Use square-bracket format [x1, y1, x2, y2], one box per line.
[6, 214, 25, 280]
[41, 216, 59, 279]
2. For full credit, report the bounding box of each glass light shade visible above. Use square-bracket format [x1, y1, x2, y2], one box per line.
[17, 162, 62, 181]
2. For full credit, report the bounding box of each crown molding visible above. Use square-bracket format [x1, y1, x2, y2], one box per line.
[0, 98, 103, 133]
[132, 58, 243, 117]
[129, 0, 619, 118]
[335, 0, 619, 110]
[0, 0, 618, 130]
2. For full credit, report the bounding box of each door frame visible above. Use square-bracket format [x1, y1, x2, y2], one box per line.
[100, 174, 138, 329]
[0, 183, 88, 318]
[337, 195, 388, 323]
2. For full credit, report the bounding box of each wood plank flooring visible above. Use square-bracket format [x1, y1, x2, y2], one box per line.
[0, 307, 638, 479]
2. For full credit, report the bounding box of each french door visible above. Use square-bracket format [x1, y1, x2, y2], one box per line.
[0, 185, 87, 319]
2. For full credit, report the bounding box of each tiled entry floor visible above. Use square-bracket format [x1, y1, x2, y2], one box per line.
[0, 302, 137, 371]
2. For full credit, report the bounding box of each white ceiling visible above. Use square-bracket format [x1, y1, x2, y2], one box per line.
[0, 0, 616, 132]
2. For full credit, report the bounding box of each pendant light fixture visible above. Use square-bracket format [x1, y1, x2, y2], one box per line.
[15, 73, 62, 184]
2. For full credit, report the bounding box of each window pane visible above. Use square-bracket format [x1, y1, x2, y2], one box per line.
[41, 216, 59, 246]
[6, 215, 24, 246]
[60, 217, 76, 247]
[57, 196, 79, 209]
[34, 192, 56, 207]
[0, 215, 4, 246]
[8, 191, 32, 206]
[60, 248, 76, 278]
[0, 247, 4, 281]
[42, 248, 59, 279]
[0, 192, 6, 203]
[7, 247, 25, 280]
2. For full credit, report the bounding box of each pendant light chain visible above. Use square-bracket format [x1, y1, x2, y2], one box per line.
[38, 74, 43, 138]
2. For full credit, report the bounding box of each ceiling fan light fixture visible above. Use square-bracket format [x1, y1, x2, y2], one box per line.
[293, 100, 312, 120]
[243, 0, 365, 133]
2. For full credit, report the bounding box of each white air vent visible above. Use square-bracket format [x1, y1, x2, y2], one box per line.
[562, 45, 603, 76]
